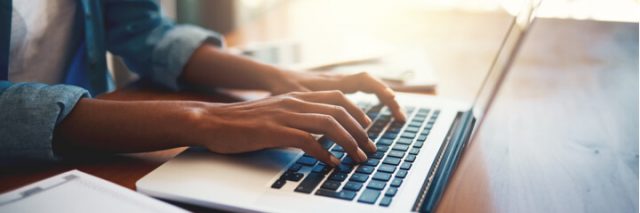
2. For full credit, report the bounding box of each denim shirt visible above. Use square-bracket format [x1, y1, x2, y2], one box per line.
[0, 0, 224, 164]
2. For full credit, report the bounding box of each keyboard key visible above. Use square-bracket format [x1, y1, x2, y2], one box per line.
[416, 135, 428, 142]
[388, 150, 405, 158]
[425, 123, 434, 129]
[405, 154, 417, 162]
[330, 151, 345, 159]
[288, 163, 302, 172]
[368, 132, 379, 139]
[358, 189, 381, 204]
[390, 178, 403, 187]
[356, 166, 375, 174]
[271, 179, 286, 189]
[392, 144, 409, 151]
[295, 173, 325, 193]
[380, 196, 393, 207]
[336, 164, 354, 173]
[297, 156, 318, 166]
[376, 145, 389, 152]
[372, 172, 392, 181]
[364, 158, 380, 166]
[404, 126, 419, 133]
[372, 121, 386, 128]
[390, 120, 404, 127]
[349, 173, 369, 182]
[282, 171, 304, 181]
[331, 145, 344, 152]
[386, 127, 401, 134]
[395, 169, 408, 178]
[369, 131, 382, 138]
[413, 141, 424, 148]
[396, 138, 413, 145]
[367, 112, 378, 120]
[382, 132, 398, 139]
[329, 172, 348, 182]
[400, 162, 412, 170]
[321, 180, 341, 191]
[312, 164, 331, 174]
[385, 187, 398, 197]
[369, 151, 386, 159]
[408, 122, 422, 128]
[378, 164, 396, 173]
[400, 132, 417, 139]
[420, 130, 430, 136]
[367, 180, 386, 190]
[382, 157, 401, 165]
[342, 156, 355, 165]
[377, 138, 394, 145]
[409, 148, 420, 155]
[343, 181, 363, 191]
[315, 189, 357, 201]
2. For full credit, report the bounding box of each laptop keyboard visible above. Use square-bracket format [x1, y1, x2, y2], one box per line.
[271, 102, 440, 207]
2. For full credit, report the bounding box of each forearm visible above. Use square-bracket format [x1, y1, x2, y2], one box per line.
[52, 98, 205, 154]
[180, 44, 299, 92]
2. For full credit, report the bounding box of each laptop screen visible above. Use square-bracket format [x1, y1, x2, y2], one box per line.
[470, 1, 539, 132]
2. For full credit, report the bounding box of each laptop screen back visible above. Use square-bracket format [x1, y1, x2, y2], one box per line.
[470, 1, 539, 132]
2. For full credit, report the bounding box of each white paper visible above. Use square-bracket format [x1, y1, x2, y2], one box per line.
[0, 170, 187, 213]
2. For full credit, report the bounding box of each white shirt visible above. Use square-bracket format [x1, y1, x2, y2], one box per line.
[8, 0, 77, 84]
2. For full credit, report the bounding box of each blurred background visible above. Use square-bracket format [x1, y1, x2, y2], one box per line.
[161, 0, 639, 32]
[160, 0, 639, 33]
[110, 0, 639, 93]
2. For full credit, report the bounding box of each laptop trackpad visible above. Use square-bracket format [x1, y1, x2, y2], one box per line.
[137, 147, 301, 206]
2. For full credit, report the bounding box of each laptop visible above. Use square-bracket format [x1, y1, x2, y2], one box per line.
[137, 2, 538, 212]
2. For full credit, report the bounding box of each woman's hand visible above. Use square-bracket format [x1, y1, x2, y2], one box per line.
[268, 71, 406, 122]
[181, 45, 406, 121]
[183, 91, 377, 167]
[54, 91, 376, 167]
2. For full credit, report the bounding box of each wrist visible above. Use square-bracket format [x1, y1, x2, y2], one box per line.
[262, 66, 288, 91]
[176, 101, 226, 147]
[263, 68, 308, 94]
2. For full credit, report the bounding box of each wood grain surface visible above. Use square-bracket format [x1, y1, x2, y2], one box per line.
[436, 19, 639, 213]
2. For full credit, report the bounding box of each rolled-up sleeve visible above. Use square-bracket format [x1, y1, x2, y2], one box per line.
[104, 0, 225, 90]
[0, 81, 90, 164]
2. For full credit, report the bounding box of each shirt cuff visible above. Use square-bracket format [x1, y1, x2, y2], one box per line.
[151, 25, 225, 90]
[0, 83, 90, 165]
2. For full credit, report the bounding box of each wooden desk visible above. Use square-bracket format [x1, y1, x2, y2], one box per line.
[0, 2, 637, 213]
[437, 19, 639, 213]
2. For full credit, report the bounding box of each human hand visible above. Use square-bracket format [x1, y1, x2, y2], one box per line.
[268, 71, 406, 122]
[183, 91, 378, 167]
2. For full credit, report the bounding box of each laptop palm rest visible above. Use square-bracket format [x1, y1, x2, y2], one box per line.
[136, 147, 301, 209]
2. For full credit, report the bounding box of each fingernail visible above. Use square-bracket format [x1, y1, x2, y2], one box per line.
[366, 117, 373, 126]
[330, 156, 341, 167]
[366, 140, 377, 153]
[356, 149, 368, 162]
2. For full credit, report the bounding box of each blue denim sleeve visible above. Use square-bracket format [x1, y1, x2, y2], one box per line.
[0, 81, 90, 165]
[104, 0, 225, 90]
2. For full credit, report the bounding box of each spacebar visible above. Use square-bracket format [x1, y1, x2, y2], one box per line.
[315, 189, 356, 201]
[294, 173, 325, 194]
